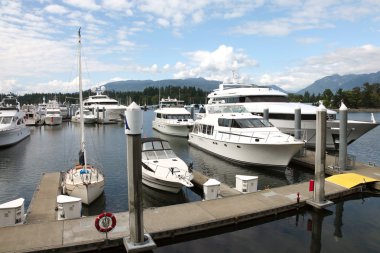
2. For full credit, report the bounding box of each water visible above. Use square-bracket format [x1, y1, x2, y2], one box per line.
[0, 111, 379, 252]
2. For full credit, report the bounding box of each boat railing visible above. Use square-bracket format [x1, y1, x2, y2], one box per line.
[216, 130, 294, 143]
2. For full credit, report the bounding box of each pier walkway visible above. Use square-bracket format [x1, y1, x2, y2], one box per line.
[0, 152, 379, 252]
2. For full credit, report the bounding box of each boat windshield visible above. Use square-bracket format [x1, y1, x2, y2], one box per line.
[142, 140, 176, 160]
[218, 118, 273, 128]
[0, 116, 13, 124]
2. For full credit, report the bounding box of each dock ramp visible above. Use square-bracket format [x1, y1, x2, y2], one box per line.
[326, 173, 379, 188]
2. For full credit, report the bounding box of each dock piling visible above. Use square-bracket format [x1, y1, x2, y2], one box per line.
[124, 102, 156, 252]
[307, 104, 333, 209]
[339, 102, 348, 170]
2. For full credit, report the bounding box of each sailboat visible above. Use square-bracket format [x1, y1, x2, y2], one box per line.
[62, 28, 105, 205]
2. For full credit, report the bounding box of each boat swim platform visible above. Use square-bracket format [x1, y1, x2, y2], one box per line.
[1, 166, 380, 253]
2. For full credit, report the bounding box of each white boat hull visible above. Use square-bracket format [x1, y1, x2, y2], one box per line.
[142, 172, 184, 193]
[152, 120, 192, 137]
[269, 118, 378, 150]
[0, 126, 30, 147]
[63, 166, 105, 205]
[64, 180, 104, 205]
[44, 116, 62, 125]
[188, 133, 304, 167]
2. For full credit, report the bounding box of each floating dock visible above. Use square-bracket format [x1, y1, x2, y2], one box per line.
[0, 151, 379, 253]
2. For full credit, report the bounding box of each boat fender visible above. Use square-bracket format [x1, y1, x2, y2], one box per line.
[95, 212, 117, 233]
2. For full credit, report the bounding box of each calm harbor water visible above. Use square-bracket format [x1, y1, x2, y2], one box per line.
[0, 111, 379, 252]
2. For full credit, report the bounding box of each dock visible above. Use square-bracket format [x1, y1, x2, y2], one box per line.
[0, 151, 379, 253]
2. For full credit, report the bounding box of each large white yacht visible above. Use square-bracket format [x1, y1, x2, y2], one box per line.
[0, 96, 30, 147]
[83, 86, 127, 124]
[207, 82, 378, 150]
[142, 137, 193, 193]
[152, 97, 194, 137]
[44, 98, 62, 126]
[62, 28, 105, 205]
[188, 104, 305, 167]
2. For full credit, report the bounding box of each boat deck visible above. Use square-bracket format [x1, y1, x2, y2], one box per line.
[0, 152, 379, 252]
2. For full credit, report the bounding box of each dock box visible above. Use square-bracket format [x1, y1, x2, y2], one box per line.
[0, 198, 25, 228]
[235, 175, 258, 193]
[57, 195, 82, 220]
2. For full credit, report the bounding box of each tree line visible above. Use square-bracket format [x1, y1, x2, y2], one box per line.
[288, 83, 380, 109]
[1, 85, 208, 106]
[3, 83, 380, 109]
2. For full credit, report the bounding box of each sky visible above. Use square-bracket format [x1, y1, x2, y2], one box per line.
[1, 0, 380, 95]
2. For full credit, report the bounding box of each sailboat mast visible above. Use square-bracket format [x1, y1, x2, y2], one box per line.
[78, 27, 86, 166]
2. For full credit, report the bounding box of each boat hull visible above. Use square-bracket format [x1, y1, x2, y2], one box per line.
[0, 126, 30, 148]
[271, 119, 378, 150]
[142, 171, 184, 193]
[44, 116, 62, 125]
[152, 120, 192, 137]
[64, 180, 104, 205]
[188, 133, 304, 167]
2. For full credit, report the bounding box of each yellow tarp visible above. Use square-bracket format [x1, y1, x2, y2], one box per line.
[326, 173, 379, 189]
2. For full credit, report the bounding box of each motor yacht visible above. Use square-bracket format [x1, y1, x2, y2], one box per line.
[71, 108, 96, 124]
[208, 82, 378, 150]
[152, 97, 194, 137]
[142, 137, 193, 193]
[83, 86, 127, 124]
[188, 104, 304, 167]
[0, 96, 30, 147]
[44, 98, 62, 126]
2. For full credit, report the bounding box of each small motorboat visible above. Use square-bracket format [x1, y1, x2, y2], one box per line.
[141, 137, 193, 193]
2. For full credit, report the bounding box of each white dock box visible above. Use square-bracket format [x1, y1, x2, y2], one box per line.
[57, 195, 82, 220]
[236, 175, 258, 193]
[203, 179, 220, 200]
[0, 198, 25, 228]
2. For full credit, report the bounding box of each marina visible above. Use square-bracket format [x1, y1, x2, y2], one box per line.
[0, 110, 379, 252]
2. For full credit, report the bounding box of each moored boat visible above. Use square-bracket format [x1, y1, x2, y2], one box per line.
[142, 137, 193, 193]
[152, 97, 194, 137]
[0, 96, 30, 148]
[188, 104, 304, 167]
[207, 81, 378, 150]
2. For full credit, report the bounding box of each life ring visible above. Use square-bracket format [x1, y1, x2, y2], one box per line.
[95, 212, 117, 233]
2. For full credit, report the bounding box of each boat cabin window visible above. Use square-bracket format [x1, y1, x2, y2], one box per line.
[218, 118, 273, 128]
[0, 116, 13, 124]
[156, 113, 162, 118]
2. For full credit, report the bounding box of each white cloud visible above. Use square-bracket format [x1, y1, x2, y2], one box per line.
[63, 0, 100, 11]
[173, 45, 257, 80]
[44, 4, 69, 15]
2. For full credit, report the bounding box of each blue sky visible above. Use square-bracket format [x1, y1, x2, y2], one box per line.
[1, 0, 380, 94]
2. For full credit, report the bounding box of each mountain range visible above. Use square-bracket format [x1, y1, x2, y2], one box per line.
[104, 71, 380, 95]
[104, 77, 287, 93]
[297, 71, 380, 95]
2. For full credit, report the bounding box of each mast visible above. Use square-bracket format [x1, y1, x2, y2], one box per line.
[78, 27, 86, 167]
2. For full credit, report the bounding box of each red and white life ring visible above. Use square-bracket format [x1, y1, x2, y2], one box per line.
[95, 212, 117, 233]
